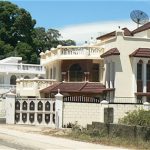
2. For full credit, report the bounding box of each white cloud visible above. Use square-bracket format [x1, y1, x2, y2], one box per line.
[59, 20, 137, 45]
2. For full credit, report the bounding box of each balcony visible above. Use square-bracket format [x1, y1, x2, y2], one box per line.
[16, 78, 57, 97]
[40, 46, 104, 64]
[0, 63, 45, 74]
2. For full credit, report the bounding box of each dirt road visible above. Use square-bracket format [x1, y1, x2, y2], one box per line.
[0, 125, 128, 150]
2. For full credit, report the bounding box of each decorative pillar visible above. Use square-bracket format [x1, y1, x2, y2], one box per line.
[100, 100, 109, 123]
[6, 92, 16, 124]
[55, 89, 63, 128]
[84, 72, 89, 81]
[110, 62, 113, 88]
[61, 72, 66, 82]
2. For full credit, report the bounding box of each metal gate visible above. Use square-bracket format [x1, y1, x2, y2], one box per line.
[15, 98, 55, 126]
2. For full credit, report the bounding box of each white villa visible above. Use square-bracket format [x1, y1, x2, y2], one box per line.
[1, 22, 150, 127]
[0, 57, 45, 98]
[18, 22, 150, 104]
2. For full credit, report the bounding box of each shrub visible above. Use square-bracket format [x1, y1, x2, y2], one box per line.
[119, 109, 150, 127]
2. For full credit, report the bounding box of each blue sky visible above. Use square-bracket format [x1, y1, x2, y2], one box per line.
[9, 0, 150, 44]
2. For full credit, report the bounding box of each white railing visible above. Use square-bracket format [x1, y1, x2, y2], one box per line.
[16, 79, 57, 97]
[0, 63, 45, 74]
[41, 46, 104, 64]
[113, 97, 136, 103]
[17, 79, 56, 89]
[61, 47, 103, 57]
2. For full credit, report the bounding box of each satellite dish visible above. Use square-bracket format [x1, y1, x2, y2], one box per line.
[130, 10, 149, 27]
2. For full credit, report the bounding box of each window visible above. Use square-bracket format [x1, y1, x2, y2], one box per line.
[10, 75, 16, 85]
[69, 64, 83, 81]
[147, 63, 150, 80]
[24, 76, 30, 79]
[137, 61, 143, 80]
[92, 64, 99, 82]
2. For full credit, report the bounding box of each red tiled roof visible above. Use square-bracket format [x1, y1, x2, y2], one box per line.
[40, 82, 106, 94]
[135, 92, 150, 96]
[101, 48, 120, 58]
[129, 48, 150, 58]
[122, 28, 133, 36]
[96, 28, 133, 40]
[132, 22, 150, 34]
[96, 31, 115, 40]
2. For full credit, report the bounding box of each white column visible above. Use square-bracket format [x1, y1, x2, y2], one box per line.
[105, 63, 109, 88]
[110, 62, 113, 88]
[143, 62, 147, 93]
[132, 59, 137, 93]
[6, 92, 16, 124]
[50, 101, 55, 127]
[55, 89, 63, 128]
[19, 100, 23, 124]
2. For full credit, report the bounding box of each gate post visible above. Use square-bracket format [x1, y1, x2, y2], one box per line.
[55, 89, 63, 128]
[6, 92, 16, 124]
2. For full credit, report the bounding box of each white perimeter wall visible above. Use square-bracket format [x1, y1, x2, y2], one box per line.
[63, 102, 143, 127]
[0, 99, 6, 118]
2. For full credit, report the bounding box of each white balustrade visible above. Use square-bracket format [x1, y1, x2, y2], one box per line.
[16, 79, 57, 97]
[41, 46, 104, 64]
[61, 47, 103, 57]
[0, 63, 45, 74]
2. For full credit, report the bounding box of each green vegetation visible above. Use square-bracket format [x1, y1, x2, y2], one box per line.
[61, 122, 150, 149]
[0, 1, 75, 64]
[119, 109, 150, 126]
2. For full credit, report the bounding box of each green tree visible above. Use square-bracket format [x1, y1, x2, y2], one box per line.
[0, 1, 76, 63]
[60, 39, 76, 46]
[0, 1, 36, 63]
[14, 42, 38, 64]
[33, 27, 76, 52]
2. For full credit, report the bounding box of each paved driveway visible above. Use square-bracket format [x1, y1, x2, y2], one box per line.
[0, 125, 128, 150]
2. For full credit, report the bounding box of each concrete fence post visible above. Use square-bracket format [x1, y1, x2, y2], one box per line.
[6, 92, 16, 124]
[100, 100, 109, 123]
[55, 89, 63, 128]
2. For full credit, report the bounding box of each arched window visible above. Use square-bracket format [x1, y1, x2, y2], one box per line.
[10, 75, 16, 85]
[137, 60, 143, 80]
[24, 76, 30, 79]
[137, 60, 143, 92]
[69, 64, 83, 81]
[92, 64, 99, 82]
[147, 61, 150, 80]
[38, 76, 44, 79]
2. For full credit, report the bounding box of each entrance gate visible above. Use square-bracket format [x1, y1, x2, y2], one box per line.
[15, 98, 55, 126]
